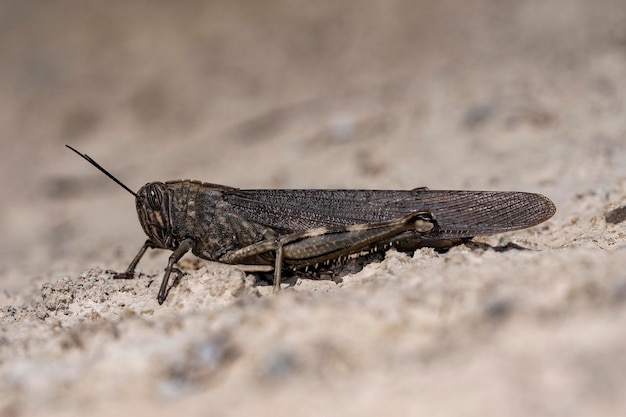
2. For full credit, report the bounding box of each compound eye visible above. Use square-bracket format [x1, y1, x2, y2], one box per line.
[147, 184, 162, 210]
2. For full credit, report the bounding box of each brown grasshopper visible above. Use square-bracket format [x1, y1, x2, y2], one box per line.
[67, 145, 556, 304]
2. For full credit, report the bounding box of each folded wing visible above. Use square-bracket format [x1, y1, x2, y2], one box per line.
[222, 189, 556, 239]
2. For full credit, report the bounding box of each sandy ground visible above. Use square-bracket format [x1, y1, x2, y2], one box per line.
[1, 1, 626, 416]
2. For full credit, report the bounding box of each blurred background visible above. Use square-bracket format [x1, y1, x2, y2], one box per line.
[1, 0, 625, 285]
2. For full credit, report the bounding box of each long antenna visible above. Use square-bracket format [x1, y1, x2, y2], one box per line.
[66, 145, 137, 197]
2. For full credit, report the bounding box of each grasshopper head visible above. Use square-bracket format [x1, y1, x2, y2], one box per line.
[136, 182, 177, 249]
[65, 146, 180, 250]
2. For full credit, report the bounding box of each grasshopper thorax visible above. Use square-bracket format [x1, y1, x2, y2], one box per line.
[136, 182, 177, 250]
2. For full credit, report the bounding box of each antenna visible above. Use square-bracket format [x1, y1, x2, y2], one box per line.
[66, 145, 137, 197]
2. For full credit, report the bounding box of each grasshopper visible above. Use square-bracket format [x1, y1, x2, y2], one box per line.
[66, 145, 556, 304]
